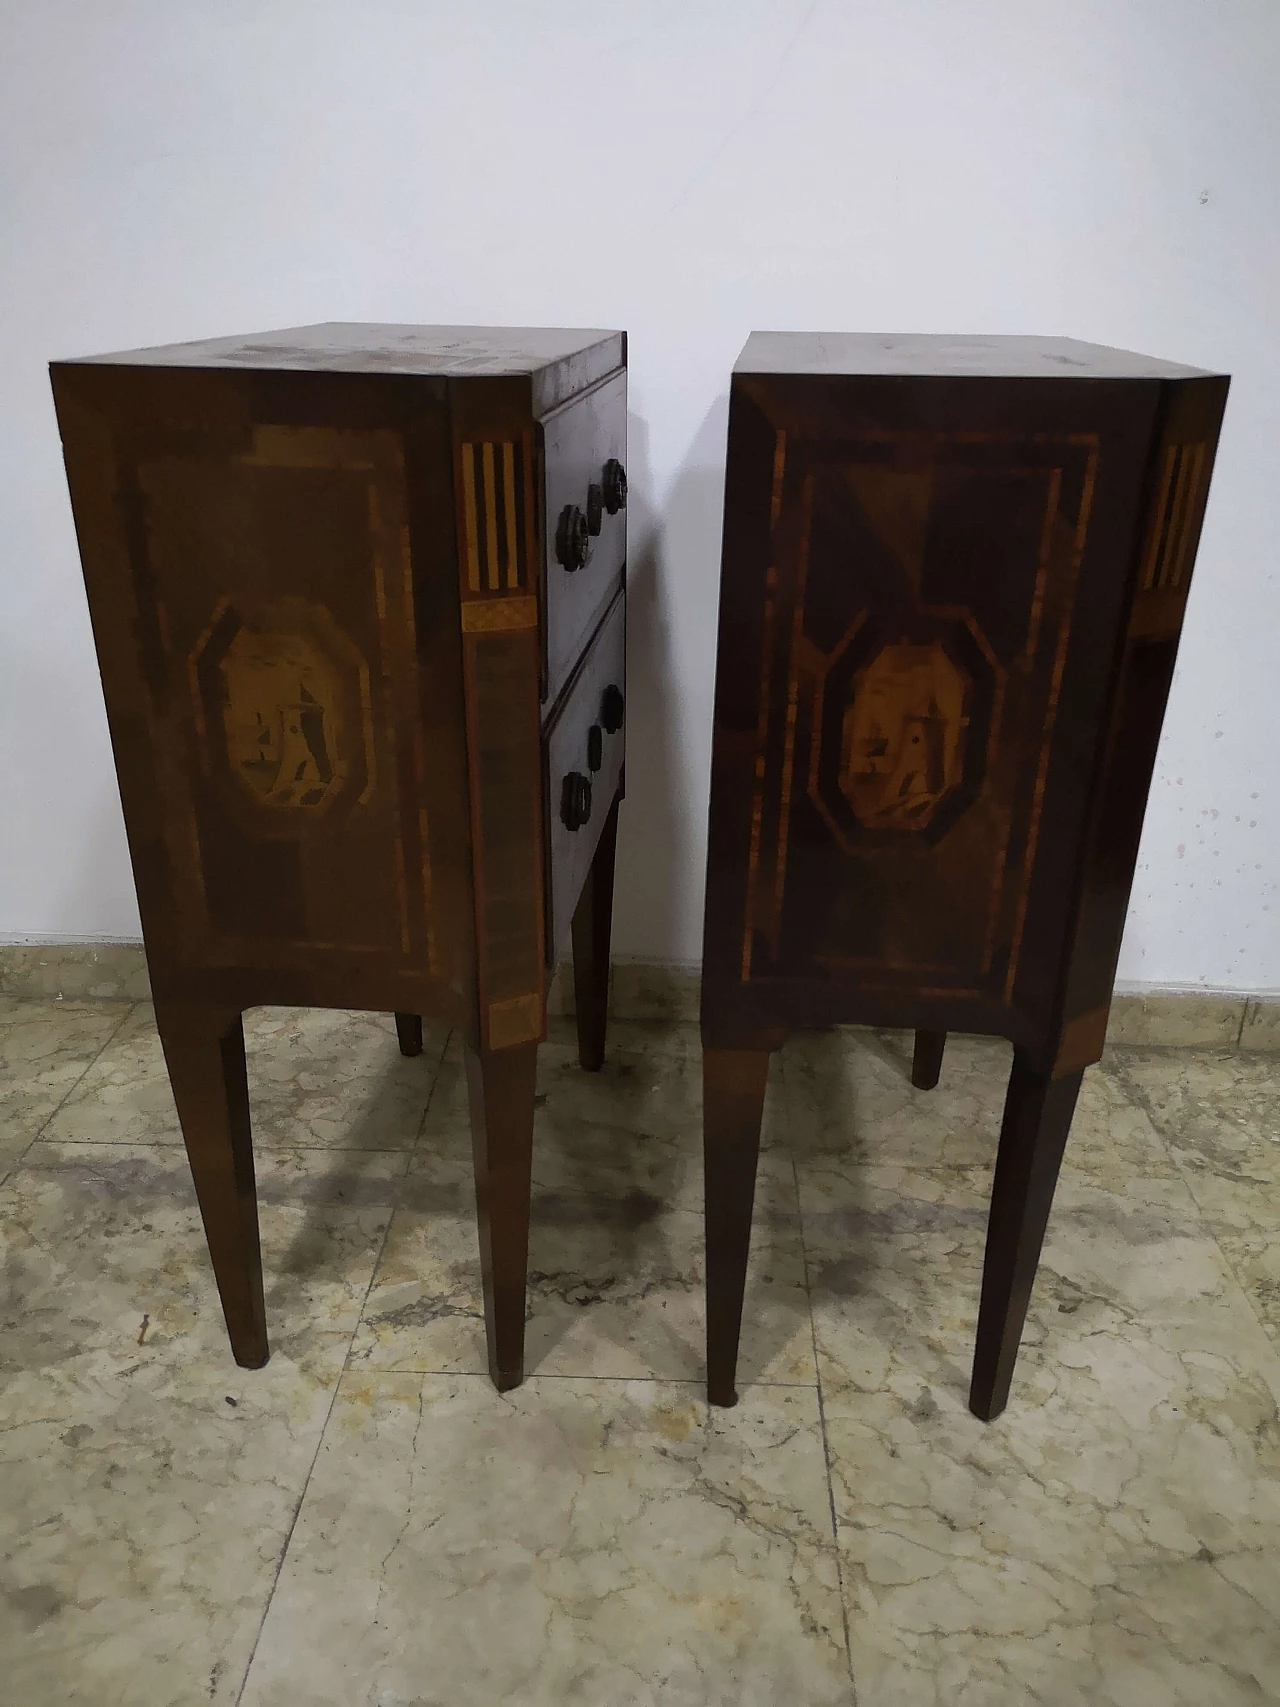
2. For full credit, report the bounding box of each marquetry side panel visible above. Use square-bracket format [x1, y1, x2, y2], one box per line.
[703, 362, 1227, 1061]
[739, 428, 1100, 1008]
[52, 383, 442, 995]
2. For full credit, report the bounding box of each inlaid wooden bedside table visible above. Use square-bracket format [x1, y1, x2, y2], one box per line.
[51, 323, 629, 1392]
[700, 333, 1228, 1418]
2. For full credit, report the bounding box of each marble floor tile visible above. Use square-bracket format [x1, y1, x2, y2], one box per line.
[782, 1027, 1007, 1169]
[8, 997, 1280, 1706]
[828, 1341, 1280, 1707]
[414, 1025, 784, 1206]
[546, 1011, 704, 1061]
[239, 1374, 851, 1707]
[782, 1028, 1175, 1187]
[801, 1161, 994, 1408]
[354, 1040, 814, 1385]
[1114, 1049, 1280, 1187]
[803, 1144, 1236, 1409]
[804, 1146, 1280, 1703]
[1112, 1049, 1280, 1339]
[534, 1022, 717, 1190]
[40, 1001, 448, 1151]
[0, 996, 128, 1173]
[24, 1134, 413, 1214]
[1207, 1232, 1280, 1344]
[0, 1138, 396, 1705]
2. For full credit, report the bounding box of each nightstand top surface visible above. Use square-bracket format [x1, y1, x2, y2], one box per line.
[55, 323, 626, 413]
[735, 332, 1220, 381]
[58, 322, 621, 375]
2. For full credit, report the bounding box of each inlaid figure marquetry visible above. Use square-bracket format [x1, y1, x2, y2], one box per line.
[52, 324, 628, 1391]
[701, 333, 1228, 1418]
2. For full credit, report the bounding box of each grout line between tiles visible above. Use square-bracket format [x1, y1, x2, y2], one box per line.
[1108, 1052, 1280, 1359]
[779, 1050, 858, 1702]
[4, 999, 139, 1181]
[30, 1139, 426, 1154]
[295, 1369, 818, 1391]
[401, 1032, 454, 1168]
[232, 1027, 454, 1705]
[348, 1368, 817, 1383]
[233, 1224, 394, 1704]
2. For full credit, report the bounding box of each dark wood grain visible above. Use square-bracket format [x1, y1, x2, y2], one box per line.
[703, 1046, 772, 1408]
[465, 1040, 539, 1390]
[571, 789, 621, 1072]
[154, 1000, 267, 1368]
[394, 1013, 424, 1058]
[969, 1058, 1085, 1420]
[701, 332, 1228, 1415]
[911, 1030, 947, 1090]
[51, 324, 627, 1388]
[544, 590, 626, 962]
[541, 368, 627, 704]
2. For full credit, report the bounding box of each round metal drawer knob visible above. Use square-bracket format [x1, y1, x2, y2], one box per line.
[556, 504, 589, 571]
[602, 458, 627, 515]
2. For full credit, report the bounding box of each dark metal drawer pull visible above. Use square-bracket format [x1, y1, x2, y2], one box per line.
[600, 683, 625, 734]
[560, 770, 593, 831]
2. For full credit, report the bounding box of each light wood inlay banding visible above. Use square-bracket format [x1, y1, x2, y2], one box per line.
[1141, 443, 1207, 594]
[461, 596, 538, 634]
[1004, 448, 1099, 999]
[482, 442, 500, 591]
[462, 444, 481, 592]
[488, 992, 542, 1050]
[503, 442, 520, 589]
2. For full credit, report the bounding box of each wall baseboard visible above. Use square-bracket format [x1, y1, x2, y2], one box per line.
[0, 942, 154, 1002]
[2, 942, 1274, 1051]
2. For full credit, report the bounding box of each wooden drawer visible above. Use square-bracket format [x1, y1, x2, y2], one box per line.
[543, 589, 626, 961]
[541, 368, 626, 706]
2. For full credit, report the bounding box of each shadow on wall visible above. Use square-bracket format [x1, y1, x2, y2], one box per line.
[613, 398, 729, 965]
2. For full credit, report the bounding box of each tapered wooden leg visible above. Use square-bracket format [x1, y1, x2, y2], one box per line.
[465, 1041, 538, 1392]
[704, 1046, 773, 1407]
[154, 1001, 268, 1369]
[912, 1029, 947, 1090]
[571, 791, 620, 1072]
[394, 1013, 423, 1057]
[969, 1055, 1085, 1421]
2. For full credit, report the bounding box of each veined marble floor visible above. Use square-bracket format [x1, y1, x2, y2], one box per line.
[2, 997, 1279, 1706]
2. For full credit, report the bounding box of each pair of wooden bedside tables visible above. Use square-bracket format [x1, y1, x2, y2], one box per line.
[52, 325, 1227, 1419]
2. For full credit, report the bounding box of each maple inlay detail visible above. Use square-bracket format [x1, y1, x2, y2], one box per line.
[220, 628, 346, 808]
[840, 640, 970, 831]
[191, 597, 374, 823]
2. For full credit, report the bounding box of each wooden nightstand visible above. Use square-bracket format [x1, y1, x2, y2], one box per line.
[51, 323, 628, 1392]
[700, 333, 1228, 1418]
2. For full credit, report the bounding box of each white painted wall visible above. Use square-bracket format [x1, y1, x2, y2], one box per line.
[2, 0, 1278, 989]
